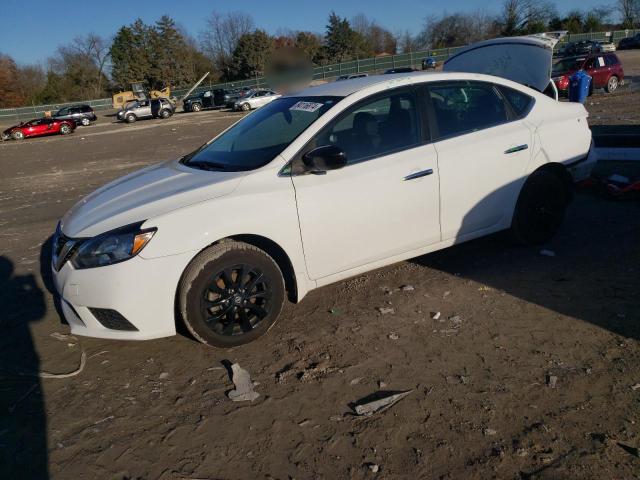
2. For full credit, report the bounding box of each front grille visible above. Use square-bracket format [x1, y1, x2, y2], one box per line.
[89, 308, 138, 331]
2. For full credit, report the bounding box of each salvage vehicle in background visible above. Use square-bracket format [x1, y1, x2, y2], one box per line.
[336, 73, 368, 81]
[117, 98, 175, 123]
[618, 34, 640, 50]
[233, 89, 281, 111]
[552, 53, 624, 94]
[51, 104, 97, 126]
[223, 87, 254, 107]
[183, 89, 226, 112]
[594, 41, 616, 53]
[52, 47, 593, 348]
[2, 117, 75, 140]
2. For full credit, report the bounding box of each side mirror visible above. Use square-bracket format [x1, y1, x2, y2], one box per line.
[302, 145, 347, 174]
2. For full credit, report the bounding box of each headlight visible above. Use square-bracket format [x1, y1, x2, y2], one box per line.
[71, 222, 156, 269]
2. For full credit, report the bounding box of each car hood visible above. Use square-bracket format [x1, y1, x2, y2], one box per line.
[444, 34, 561, 92]
[60, 159, 245, 238]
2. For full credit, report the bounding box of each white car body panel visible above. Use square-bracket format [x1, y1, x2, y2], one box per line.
[53, 71, 593, 341]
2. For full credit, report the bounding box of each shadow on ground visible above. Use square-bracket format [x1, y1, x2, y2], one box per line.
[0, 255, 48, 478]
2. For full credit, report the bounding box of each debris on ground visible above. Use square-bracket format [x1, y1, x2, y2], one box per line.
[540, 249, 556, 257]
[483, 427, 498, 436]
[431, 312, 441, 321]
[401, 285, 415, 292]
[377, 307, 395, 315]
[159, 372, 169, 380]
[350, 377, 363, 385]
[227, 363, 260, 402]
[631, 383, 640, 391]
[546, 374, 558, 388]
[353, 390, 413, 416]
[388, 332, 399, 340]
[367, 463, 380, 473]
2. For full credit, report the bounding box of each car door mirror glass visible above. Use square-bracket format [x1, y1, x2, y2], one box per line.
[302, 145, 347, 174]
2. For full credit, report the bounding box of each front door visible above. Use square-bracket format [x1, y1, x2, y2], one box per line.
[292, 87, 441, 280]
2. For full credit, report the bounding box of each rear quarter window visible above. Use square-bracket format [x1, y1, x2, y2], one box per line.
[498, 86, 534, 119]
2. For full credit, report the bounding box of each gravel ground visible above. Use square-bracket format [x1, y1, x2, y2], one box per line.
[1, 61, 640, 480]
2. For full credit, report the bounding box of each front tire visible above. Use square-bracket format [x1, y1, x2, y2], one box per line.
[191, 103, 202, 112]
[12, 130, 24, 140]
[241, 103, 251, 111]
[80, 117, 91, 126]
[511, 170, 569, 245]
[160, 109, 172, 119]
[179, 241, 286, 348]
[59, 124, 72, 135]
[126, 113, 137, 123]
[605, 75, 619, 93]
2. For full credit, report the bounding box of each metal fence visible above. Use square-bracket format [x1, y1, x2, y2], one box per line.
[2, 28, 640, 124]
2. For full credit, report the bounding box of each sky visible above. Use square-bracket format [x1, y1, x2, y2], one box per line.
[1, 0, 609, 65]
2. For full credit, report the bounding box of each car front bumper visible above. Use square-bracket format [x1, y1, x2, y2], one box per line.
[52, 250, 195, 340]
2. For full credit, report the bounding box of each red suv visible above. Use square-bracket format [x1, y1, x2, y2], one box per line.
[552, 53, 624, 95]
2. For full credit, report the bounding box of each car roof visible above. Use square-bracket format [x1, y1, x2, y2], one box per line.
[290, 71, 515, 98]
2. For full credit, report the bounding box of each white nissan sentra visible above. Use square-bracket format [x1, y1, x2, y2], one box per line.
[52, 37, 593, 347]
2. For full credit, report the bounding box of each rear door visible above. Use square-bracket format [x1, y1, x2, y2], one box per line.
[291, 87, 441, 280]
[425, 81, 533, 241]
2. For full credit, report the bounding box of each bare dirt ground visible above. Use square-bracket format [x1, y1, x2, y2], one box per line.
[1, 59, 640, 480]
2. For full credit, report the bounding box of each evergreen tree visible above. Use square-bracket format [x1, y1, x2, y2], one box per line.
[325, 12, 367, 62]
[228, 30, 274, 80]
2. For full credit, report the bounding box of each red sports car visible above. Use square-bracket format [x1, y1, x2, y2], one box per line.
[1, 117, 76, 141]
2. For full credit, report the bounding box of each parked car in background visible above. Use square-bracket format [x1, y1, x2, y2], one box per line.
[552, 53, 624, 94]
[594, 41, 616, 53]
[618, 34, 640, 50]
[183, 89, 226, 112]
[422, 57, 437, 70]
[233, 89, 281, 111]
[2, 117, 75, 140]
[223, 87, 254, 107]
[52, 104, 97, 126]
[384, 67, 416, 74]
[336, 73, 368, 81]
[117, 98, 175, 123]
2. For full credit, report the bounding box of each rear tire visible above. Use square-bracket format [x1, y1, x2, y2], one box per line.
[605, 75, 619, 93]
[12, 130, 24, 140]
[160, 109, 171, 119]
[126, 113, 137, 123]
[511, 170, 569, 245]
[179, 241, 286, 348]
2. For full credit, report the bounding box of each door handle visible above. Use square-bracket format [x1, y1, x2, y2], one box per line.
[404, 169, 433, 181]
[504, 144, 528, 154]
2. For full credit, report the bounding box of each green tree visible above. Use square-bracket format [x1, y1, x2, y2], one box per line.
[294, 31, 327, 64]
[150, 15, 195, 89]
[228, 30, 274, 80]
[325, 12, 368, 62]
[110, 19, 153, 90]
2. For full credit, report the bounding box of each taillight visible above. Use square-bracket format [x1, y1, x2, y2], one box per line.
[558, 76, 569, 89]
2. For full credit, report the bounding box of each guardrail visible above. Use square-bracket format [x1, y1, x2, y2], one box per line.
[1, 28, 639, 124]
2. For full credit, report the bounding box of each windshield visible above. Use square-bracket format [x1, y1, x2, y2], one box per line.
[553, 57, 585, 74]
[182, 96, 341, 171]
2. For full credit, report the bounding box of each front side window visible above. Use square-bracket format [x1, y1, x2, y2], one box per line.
[183, 96, 341, 171]
[307, 88, 421, 165]
[56, 108, 69, 116]
[429, 82, 508, 139]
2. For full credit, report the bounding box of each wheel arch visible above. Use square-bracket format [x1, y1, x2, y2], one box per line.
[531, 162, 574, 202]
[176, 234, 299, 307]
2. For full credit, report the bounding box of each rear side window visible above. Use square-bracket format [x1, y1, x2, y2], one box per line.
[498, 86, 534, 118]
[81, 105, 92, 112]
[428, 82, 508, 139]
[605, 54, 619, 66]
[310, 88, 421, 164]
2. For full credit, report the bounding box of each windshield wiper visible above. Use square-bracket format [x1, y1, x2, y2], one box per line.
[185, 160, 229, 171]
